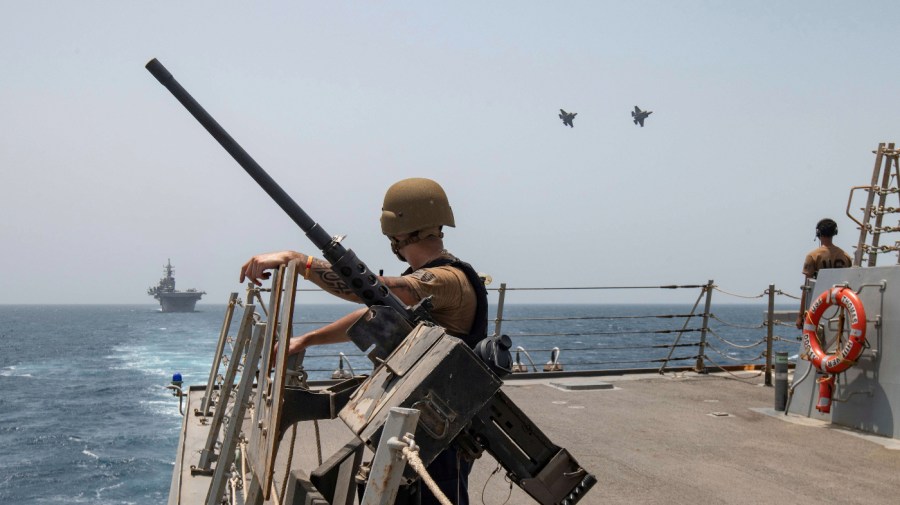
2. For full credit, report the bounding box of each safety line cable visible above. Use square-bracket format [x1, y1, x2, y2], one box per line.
[712, 286, 765, 299]
[516, 342, 700, 353]
[709, 314, 766, 330]
[507, 328, 704, 338]
[498, 313, 701, 322]
[705, 343, 766, 362]
[490, 284, 705, 291]
[706, 328, 766, 349]
[296, 355, 699, 374]
[772, 334, 801, 343]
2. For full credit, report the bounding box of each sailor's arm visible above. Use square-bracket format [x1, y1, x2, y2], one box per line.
[285, 279, 420, 355]
[239, 251, 357, 302]
[287, 308, 365, 353]
[240, 251, 422, 305]
[304, 255, 422, 306]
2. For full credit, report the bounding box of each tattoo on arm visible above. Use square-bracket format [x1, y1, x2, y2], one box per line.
[309, 258, 359, 302]
[305, 259, 418, 305]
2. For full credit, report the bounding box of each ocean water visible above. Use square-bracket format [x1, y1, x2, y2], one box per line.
[0, 303, 797, 504]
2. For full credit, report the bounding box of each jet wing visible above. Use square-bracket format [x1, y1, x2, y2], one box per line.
[637, 118, 645, 127]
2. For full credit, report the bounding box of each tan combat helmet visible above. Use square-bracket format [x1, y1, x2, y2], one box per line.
[380, 178, 455, 237]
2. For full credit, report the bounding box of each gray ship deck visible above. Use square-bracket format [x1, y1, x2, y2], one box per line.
[495, 372, 900, 505]
[172, 370, 900, 505]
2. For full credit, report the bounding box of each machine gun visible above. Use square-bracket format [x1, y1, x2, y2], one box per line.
[146, 58, 596, 505]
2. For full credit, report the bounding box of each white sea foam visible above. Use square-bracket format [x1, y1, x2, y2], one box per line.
[82, 449, 100, 459]
[1, 365, 34, 378]
[143, 399, 182, 418]
[96, 481, 125, 496]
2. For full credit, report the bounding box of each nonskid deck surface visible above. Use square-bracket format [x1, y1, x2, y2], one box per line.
[174, 372, 900, 505]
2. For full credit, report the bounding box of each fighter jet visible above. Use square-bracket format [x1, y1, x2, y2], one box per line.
[559, 109, 577, 128]
[631, 106, 652, 127]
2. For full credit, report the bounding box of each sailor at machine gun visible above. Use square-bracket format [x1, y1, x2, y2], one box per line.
[240, 176, 497, 504]
[146, 57, 596, 505]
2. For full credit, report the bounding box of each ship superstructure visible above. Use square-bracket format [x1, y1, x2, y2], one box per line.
[147, 259, 205, 312]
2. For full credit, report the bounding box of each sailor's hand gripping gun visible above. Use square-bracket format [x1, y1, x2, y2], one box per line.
[146, 58, 596, 505]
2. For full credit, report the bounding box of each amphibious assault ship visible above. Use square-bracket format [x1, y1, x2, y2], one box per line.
[148, 259, 205, 312]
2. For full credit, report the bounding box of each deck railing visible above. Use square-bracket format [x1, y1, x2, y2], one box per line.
[483, 281, 801, 381]
[279, 280, 803, 383]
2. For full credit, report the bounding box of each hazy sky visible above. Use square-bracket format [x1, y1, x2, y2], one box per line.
[3, 1, 899, 306]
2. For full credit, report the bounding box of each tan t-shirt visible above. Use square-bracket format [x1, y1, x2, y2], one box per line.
[400, 264, 477, 338]
[802, 245, 852, 278]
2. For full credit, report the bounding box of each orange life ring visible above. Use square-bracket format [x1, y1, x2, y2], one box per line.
[802, 286, 867, 373]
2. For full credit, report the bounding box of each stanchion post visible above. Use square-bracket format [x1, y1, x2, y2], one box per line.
[765, 284, 775, 386]
[361, 408, 421, 505]
[493, 282, 507, 337]
[774, 351, 788, 411]
[695, 280, 714, 373]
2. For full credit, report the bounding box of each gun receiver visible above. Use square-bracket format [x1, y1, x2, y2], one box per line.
[145, 59, 429, 332]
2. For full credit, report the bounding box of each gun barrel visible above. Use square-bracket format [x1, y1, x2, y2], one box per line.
[145, 58, 333, 248]
[145, 58, 411, 317]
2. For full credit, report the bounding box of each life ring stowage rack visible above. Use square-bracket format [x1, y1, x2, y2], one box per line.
[802, 286, 867, 374]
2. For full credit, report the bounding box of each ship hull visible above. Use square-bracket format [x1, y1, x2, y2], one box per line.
[158, 293, 203, 312]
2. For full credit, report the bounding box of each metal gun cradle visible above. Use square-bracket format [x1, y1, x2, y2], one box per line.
[246, 275, 595, 505]
[147, 57, 596, 504]
[341, 322, 502, 473]
[338, 317, 596, 503]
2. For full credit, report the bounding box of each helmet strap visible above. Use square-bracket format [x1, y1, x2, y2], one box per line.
[389, 227, 444, 262]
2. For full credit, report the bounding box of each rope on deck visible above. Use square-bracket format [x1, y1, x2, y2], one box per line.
[314, 420, 323, 466]
[279, 423, 298, 503]
[401, 441, 453, 505]
[240, 438, 249, 502]
[702, 354, 765, 383]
